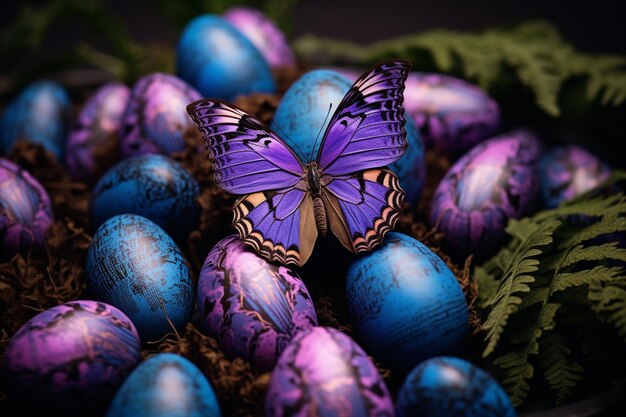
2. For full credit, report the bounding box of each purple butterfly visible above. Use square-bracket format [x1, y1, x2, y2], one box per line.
[187, 60, 411, 266]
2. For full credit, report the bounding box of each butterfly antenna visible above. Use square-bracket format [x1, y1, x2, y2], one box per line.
[271, 120, 309, 161]
[310, 103, 333, 162]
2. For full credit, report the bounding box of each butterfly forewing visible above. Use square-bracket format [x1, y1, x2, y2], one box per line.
[187, 99, 304, 194]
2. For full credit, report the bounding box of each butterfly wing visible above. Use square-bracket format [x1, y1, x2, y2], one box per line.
[317, 60, 411, 176]
[322, 168, 404, 253]
[187, 99, 304, 194]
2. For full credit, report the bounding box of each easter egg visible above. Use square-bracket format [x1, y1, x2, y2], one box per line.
[65, 82, 130, 183]
[177, 15, 276, 101]
[346, 232, 468, 371]
[539, 144, 611, 209]
[430, 130, 542, 262]
[0, 80, 70, 159]
[396, 356, 516, 417]
[198, 235, 318, 371]
[86, 214, 194, 342]
[107, 353, 221, 417]
[266, 326, 394, 417]
[90, 154, 200, 239]
[120, 73, 202, 158]
[273, 69, 425, 204]
[223, 6, 296, 69]
[0, 158, 53, 260]
[1, 300, 141, 412]
[404, 72, 501, 154]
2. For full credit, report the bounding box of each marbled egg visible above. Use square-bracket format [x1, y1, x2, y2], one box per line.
[90, 154, 200, 239]
[198, 235, 318, 371]
[223, 6, 296, 69]
[65, 82, 130, 183]
[273, 69, 425, 204]
[430, 130, 542, 262]
[107, 353, 221, 417]
[0, 158, 53, 260]
[0, 80, 70, 159]
[396, 356, 516, 417]
[266, 326, 394, 417]
[86, 214, 194, 342]
[1, 300, 141, 412]
[346, 232, 468, 371]
[404, 72, 501, 154]
[539, 144, 611, 209]
[177, 15, 276, 100]
[120, 73, 202, 158]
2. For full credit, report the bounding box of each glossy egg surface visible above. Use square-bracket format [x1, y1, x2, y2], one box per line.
[65, 82, 130, 183]
[396, 356, 516, 417]
[1, 300, 141, 411]
[266, 326, 394, 417]
[177, 15, 276, 100]
[198, 235, 317, 371]
[0, 80, 70, 159]
[90, 154, 200, 239]
[107, 353, 221, 417]
[0, 157, 53, 259]
[430, 130, 542, 262]
[86, 214, 194, 342]
[120, 73, 202, 158]
[346, 232, 468, 371]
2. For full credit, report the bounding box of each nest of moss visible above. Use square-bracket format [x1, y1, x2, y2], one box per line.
[0, 67, 481, 417]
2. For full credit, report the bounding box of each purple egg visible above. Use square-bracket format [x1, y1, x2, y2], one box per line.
[430, 130, 542, 262]
[2, 300, 141, 412]
[224, 7, 296, 69]
[198, 235, 317, 371]
[540, 145, 611, 209]
[0, 158, 53, 260]
[404, 72, 501, 154]
[65, 82, 130, 183]
[120, 73, 202, 158]
[266, 326, 394, 417]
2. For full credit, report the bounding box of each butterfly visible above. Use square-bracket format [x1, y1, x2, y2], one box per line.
[187, 59, 411, 266]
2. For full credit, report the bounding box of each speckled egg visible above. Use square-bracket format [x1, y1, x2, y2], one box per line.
[90, 154, 200, 239]
[396, 356, 516, 417]
[273, 69, 425, 204]
[177, 15, 276, 100]
[198, 235, 318, 371]
[86, 214, 194, 342]
[0, 80, 70, 159]
[107, 353, 221, 417]
[1, 300, 141, 412]
[346, 232, 468, 371]
[223, 6, 295, 69]
[430, 130, 542, 262]
[539, 144, 611, 209]
[65, 82, 130, 183]
[0, 158, 53, 260]
[266, 326, 394, 417]
[404, 72, 501, 154]
[120, 73, 202, 158]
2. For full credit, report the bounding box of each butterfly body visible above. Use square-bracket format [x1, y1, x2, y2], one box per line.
[188, 60, 411, 266]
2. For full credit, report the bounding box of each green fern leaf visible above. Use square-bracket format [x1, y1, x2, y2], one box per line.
[493, 348, 535, 406]
[589, 277, 626, 342]
[538, 330, 585, 404]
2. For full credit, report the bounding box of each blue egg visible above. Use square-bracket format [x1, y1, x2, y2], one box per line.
[0, 80, 70, 159]
[86, 214, 194, 342]
[90, 154, 200, 240]
[274, 69, 425, 205]
[177, 15, 276, 101]
[107, 353, 221, 417]
[396, 356, 516, 417]
[346, 232, 468, 371]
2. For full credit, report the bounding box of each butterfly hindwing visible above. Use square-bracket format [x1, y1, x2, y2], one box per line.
[187, 99, 304, 194]
[233, 187, 318, 266]
[317, 60, 411, 176]
[323, 168, 404, 253]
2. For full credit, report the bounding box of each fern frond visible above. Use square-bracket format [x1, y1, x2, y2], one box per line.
[493, 348, 535, 406]
[475, 266, 500, 308]
[589, 277, 626, 342]
[538, 330, 585, 404]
